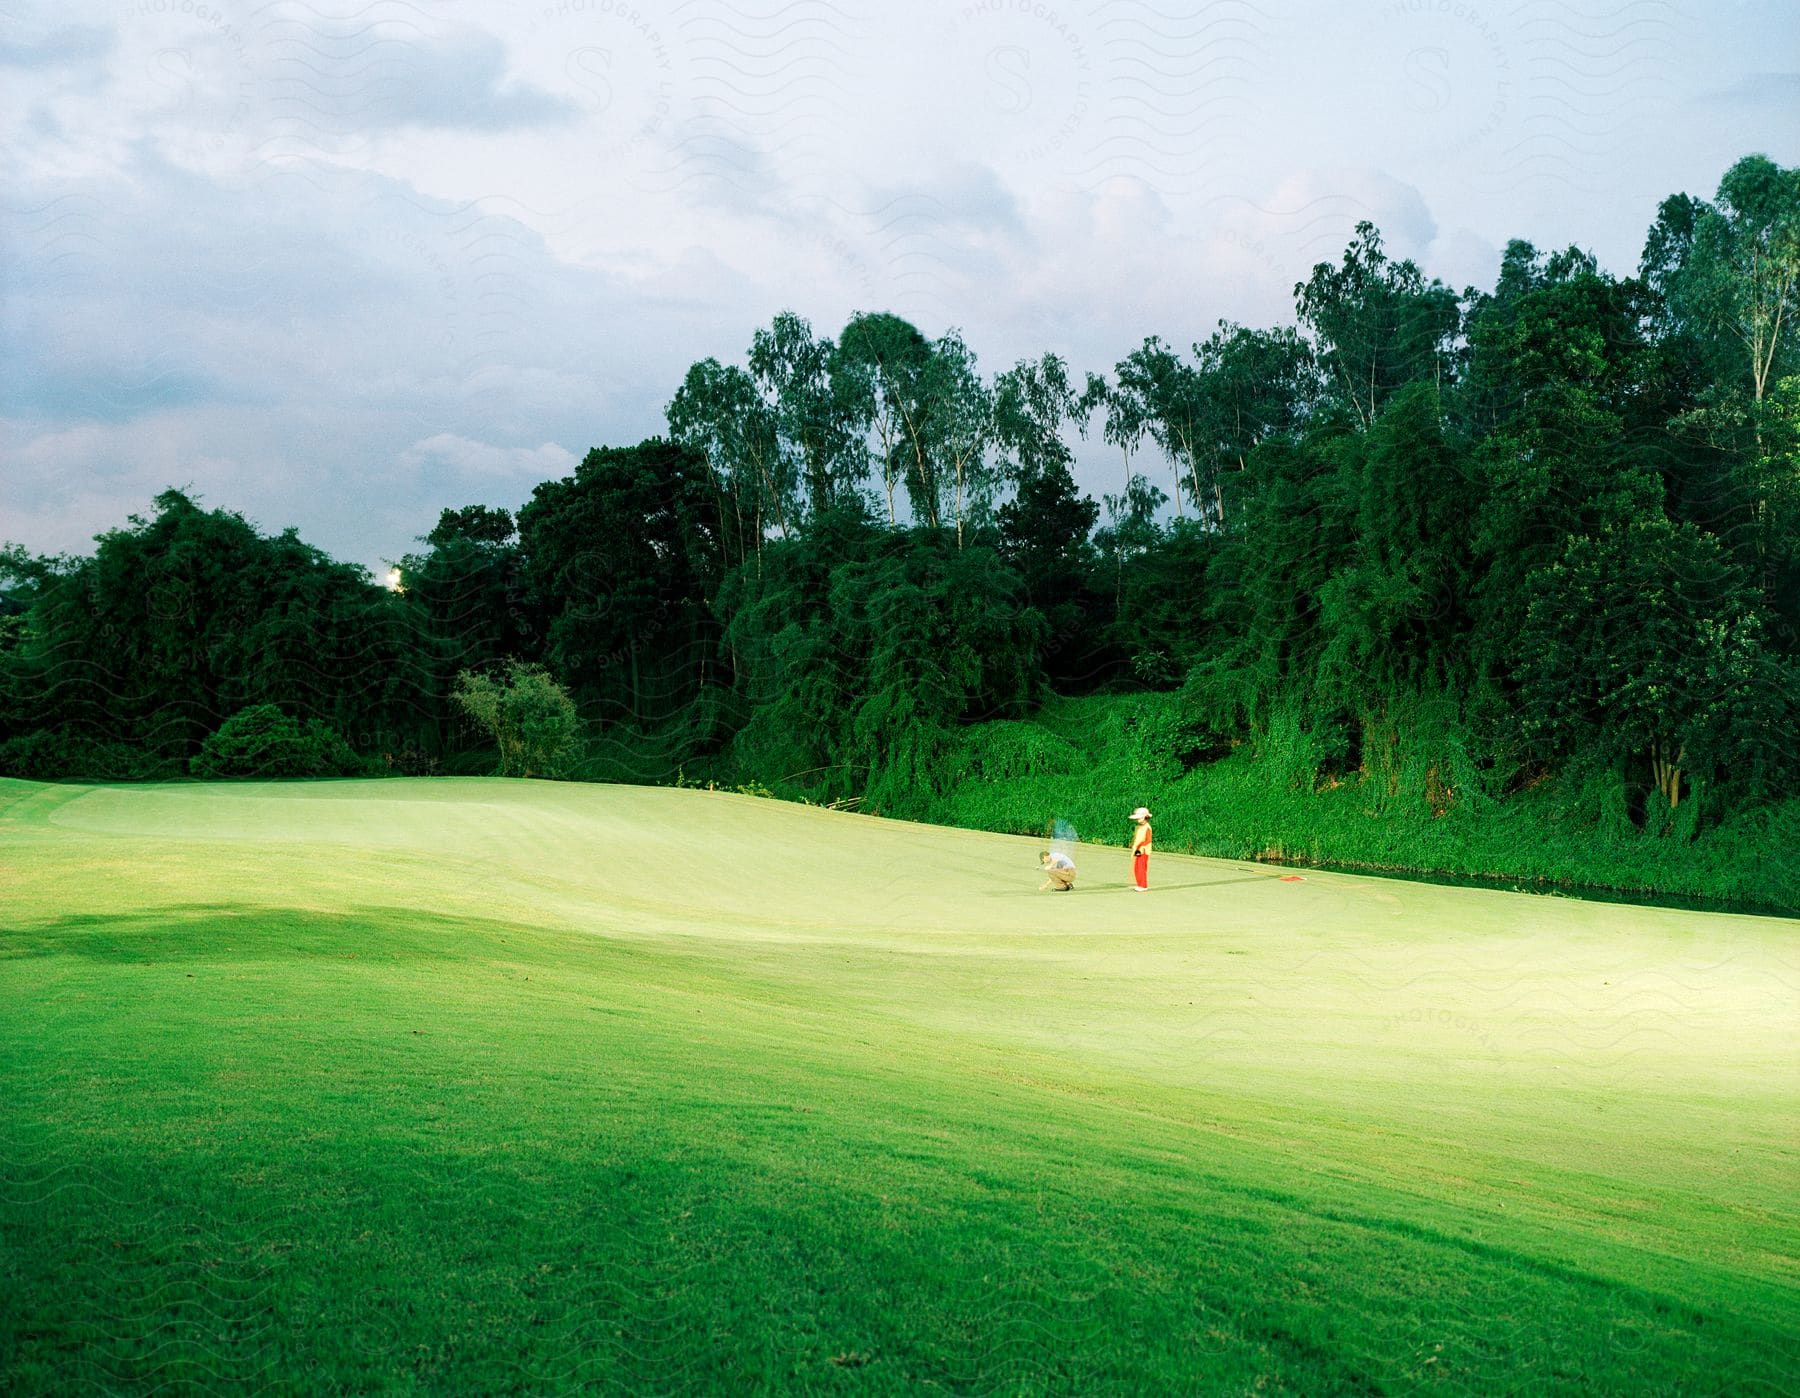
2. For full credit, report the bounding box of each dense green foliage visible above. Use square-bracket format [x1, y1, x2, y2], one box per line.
[717, 514, 1045, 809]
[0, 730, 174, 782]
[450, 662, 580, 779]
[1, 155, 1794, 898]
[188, 704, 361, 780]
[0, 495, 423, 758]
[937, 693, 1800, 913]
[5, 778, 1796, 1392]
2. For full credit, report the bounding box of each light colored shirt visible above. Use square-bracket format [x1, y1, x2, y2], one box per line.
[1044, 852, 1075, 870]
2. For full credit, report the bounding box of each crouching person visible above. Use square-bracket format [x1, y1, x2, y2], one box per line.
[1039, 849, 1077, 892]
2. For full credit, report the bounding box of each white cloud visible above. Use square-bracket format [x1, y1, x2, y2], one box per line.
[3, 0, 1788, 575]
[399, 433, 576, 479]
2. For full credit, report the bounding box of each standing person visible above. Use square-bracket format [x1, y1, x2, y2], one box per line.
[1128, 807, 1152, 891]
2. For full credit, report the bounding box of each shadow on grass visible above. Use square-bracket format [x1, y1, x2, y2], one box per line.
[993, 875, 1278, 898]
[0, 904, 555, 965]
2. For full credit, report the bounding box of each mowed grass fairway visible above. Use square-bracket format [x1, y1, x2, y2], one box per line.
[2, 778, 1796, 1394]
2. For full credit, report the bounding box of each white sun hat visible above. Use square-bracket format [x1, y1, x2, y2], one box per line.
[1130, 807, 1152, 820]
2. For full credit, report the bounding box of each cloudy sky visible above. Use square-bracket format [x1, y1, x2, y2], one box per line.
[3, 0, 1795, 574]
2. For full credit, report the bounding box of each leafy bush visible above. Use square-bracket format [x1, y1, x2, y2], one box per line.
[0, 730, 169, 781]
[452, 662, 581, 778]
[951, 720, 1084, 784]
[1178, 661, 1258, 760]
[190, 705, 362, 779]
[929, 692, 1800, 914]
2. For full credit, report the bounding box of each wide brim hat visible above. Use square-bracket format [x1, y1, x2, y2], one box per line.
[1130, 807, 1152, 819]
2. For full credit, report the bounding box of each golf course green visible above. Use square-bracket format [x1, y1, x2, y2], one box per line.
[2, 776, 1795, 1393]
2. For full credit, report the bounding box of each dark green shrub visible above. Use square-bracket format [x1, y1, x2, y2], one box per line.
[190, 705, 362, 779]
[451, 663, 580, 778]
[952, 721, 1084, 784]
[1177, 661, 1258, 765]
[0, 730, 168, 781]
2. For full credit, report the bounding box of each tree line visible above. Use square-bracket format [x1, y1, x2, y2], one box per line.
[2, 154, 1795, 833]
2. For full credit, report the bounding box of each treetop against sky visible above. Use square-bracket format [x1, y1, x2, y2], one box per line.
[1, 0, 1794, 572]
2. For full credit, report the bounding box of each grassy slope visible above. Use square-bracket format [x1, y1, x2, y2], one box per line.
[1, 776, 1795, 1394]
